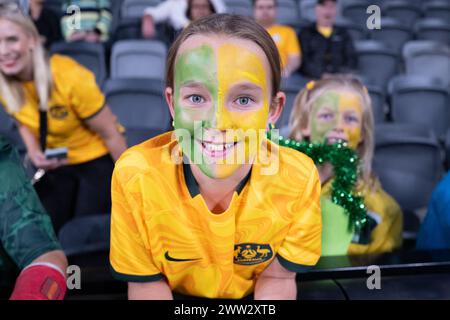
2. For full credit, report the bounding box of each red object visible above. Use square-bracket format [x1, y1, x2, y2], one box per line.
[10, 265, 66, 300]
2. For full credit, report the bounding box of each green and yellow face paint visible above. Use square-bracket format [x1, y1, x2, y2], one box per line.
[172, 38, 271, 179]
[309, 90, 363, 149]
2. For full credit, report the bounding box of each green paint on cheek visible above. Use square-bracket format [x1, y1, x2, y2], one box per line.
[173, 44, 218, 177]
[310, 92, 340, 143]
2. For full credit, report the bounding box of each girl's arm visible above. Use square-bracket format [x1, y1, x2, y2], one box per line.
[128, 280, 173, 300]
[84, 105, 127, 162]
[254, 257, 297, 300]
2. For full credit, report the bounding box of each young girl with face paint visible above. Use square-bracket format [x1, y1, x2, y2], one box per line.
[110, 14, 322, 300]
[289, 74, 403, 256]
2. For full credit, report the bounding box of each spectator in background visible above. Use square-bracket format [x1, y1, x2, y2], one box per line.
[61, 0, 112, 42]
[299, 0, 357, 79]
[141, 0, 226, 39]
[0, 136, 68, 300]
[417, 172, 450, 250]
[0, 5, 127, 232]
[29, 0, 62, 49]
[289, 75, 403, 256]
[253, 0, 301, 78]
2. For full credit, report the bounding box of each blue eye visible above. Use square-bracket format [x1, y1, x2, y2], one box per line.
[236, 97, 252, 106]
[345, 115, 359, 123]
[188, 95, 204, 104]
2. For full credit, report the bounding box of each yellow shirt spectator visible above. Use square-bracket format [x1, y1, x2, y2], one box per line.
[266, 25, 301, 69]
[110, 132, 322, 299]
[3, 54, 109, 165]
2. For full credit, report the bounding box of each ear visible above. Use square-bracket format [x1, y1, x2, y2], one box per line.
[165, 87, 175, 120]
[267, 91, 285, 128]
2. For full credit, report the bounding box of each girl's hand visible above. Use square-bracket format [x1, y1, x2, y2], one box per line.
[28, 150, 68, 171]
[318, 162, 334, 184]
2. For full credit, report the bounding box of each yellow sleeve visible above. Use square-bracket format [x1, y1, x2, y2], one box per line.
[348, 187, 403, 255]
[286, 27, 301, 57]
[277, 165, 322, 272]
[109, 162, 163, 282]
[56, 56, 106, 120]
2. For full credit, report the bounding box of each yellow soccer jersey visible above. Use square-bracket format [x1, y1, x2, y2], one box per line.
[3, 54, 109, 165]
[266, 25, 301, 69]
[110, 132, 322, 299]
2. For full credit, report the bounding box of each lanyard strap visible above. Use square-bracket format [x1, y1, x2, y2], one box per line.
[39, 110, 47, 152]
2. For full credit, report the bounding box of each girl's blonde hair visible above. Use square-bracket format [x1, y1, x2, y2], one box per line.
[0, 3, 52, 113]
[288, 74, 374, 185]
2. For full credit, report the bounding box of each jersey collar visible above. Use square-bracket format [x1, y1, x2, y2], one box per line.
[182, 160, 251, 198]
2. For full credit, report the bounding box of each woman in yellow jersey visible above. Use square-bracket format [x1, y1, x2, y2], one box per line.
[110, 14, 322, 300]
[289, 74, 403, 256]
[0, 3, 127, 232]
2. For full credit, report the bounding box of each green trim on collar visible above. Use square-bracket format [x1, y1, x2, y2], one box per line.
[182, 160, 252, 198]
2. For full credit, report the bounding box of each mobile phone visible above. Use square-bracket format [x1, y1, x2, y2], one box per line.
[45, 147, 68, 160]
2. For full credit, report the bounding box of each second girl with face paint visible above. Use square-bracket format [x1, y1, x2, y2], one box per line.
[289, 74, 403, 256]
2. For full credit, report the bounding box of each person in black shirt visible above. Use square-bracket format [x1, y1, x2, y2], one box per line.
[298, 0, 357, 79]
[29, 0, 62, 49]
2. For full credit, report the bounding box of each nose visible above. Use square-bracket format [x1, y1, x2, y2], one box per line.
[211, 98, 233, 131]
[334, 115, 345, 133]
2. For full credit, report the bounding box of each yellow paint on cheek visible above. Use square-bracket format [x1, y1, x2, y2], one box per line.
[338, 93, 363, 149]
[216, 43, 269, 131]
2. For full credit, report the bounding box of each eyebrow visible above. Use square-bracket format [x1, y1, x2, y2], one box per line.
[229, 82, 263, 92]
[180, 80, 213, 90]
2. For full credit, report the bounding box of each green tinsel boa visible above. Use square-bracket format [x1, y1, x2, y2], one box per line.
[267, 128, 368, 234]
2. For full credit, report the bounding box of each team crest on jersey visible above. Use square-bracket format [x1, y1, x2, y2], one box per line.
[49, 105, 69, 119]
[234, 243, 273, 265]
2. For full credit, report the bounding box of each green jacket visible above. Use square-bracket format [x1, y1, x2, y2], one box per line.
[0, 137, 61, 287]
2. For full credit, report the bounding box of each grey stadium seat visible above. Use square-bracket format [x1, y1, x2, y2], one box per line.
[383, 0, 422, 28]
[368, 18, 413, 53]
[121, 0, 161, 19]
[110, 40, 167, 80]
[226, 0, 252, 17]
[298, 0, 317, 22]
[366, 84, 386, 123]
[111, 17, 142, 42]
[423, 1, 450, 22]
[388, 75, 450, 139]
[415, 18, 450, 46]
[58, 214, 111, 257]
[342, 0, 371, 27]
[373, 123, 443, 215]
[355, 40, 399, 90]
[277, 0, 300, 26]
[335, 17, 367, 41]
[103, 78, 170, 146]
[50, 41, 107, 85]
[403, 41, 450, 87]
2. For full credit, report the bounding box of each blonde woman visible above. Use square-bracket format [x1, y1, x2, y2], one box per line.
[289, 74, 403, 256]
[0, 2, 127, 232]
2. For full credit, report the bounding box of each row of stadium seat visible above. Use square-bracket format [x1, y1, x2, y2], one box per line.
[48, 39, 450, 88]
[48, 39, 450, 138]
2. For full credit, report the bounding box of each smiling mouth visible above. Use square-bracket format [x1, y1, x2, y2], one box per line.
[198, 140, 239, 158]
[326, 137, 347, 144]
